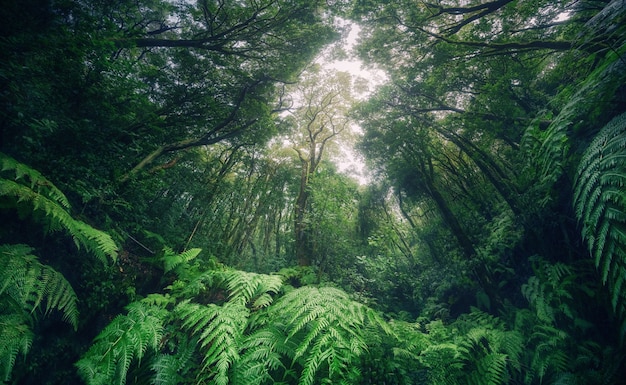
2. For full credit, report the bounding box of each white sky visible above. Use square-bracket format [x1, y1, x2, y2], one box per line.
[316, 23, 388, 185]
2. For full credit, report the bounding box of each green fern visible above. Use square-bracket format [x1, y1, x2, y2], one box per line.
[522, 275, 555, 323]
[521, 260, 575, 325]
[76, 301, 167, 385]
[176, 300, 248, 385]
[519, 114, 570, 207]
[218, 270, 284, 309]
[0, 156, 120, 382]
[454, 310, 524, 385]
[418, 342, 463, 385]
[150, 337, 195, 385]
[573, 112, 626, 334]
[162, 246, 202, 273]
[232, 286, 391, 385]
[0, 313, 34, 382]
[234, 327, 291, 385]
[168, 269, 283, 385]
[0, 152, 70, 210]
[510, 308, 576, 384]
[263, 286, 389, 385]
[460, 330, 509, 385]
[0, 244, 79, 381]
[0, 153, 118, 263]
[79, 260, 393, 385]
[471, 353, 508, 385]
[529, 324, 570, 383]
[0, 246, 79, 323]
[171, 267, 284, 309]
[0, 244, 79, 328]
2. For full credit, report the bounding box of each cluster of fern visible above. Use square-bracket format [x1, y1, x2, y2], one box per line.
[358, 256, 622, 385]
[76, 244, 626, 385]
[0, 153, 118, 382]
[76, 247, 392, 385]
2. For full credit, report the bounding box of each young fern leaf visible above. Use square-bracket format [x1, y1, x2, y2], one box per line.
[573, 112, 626, 335]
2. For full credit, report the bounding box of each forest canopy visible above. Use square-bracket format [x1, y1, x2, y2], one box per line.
[1, 0, 626, 384]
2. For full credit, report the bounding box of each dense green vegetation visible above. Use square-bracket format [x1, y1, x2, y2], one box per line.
[1, 0, 625, 384]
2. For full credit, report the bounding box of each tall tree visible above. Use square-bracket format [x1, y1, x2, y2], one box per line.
[283, 67, 355, 266]
[102, 0, 341, 180]
[0, 0, 339, 204]
[352, 0, 626, 313]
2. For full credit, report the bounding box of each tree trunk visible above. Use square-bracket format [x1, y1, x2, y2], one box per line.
[423, 177, 477, 260]
[294, 164, 311, 266]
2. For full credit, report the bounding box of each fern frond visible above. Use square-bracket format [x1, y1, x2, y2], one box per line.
[174, 268, 283, 311]
[141, 293, 175, 308]
[71, 221, 119, 264]
[0, 171, 118, 263]
[176, 300, 249, 385]
[233, 325, 293, 385]
[175, 268, 219, 298]
[236, 332, 285, 384]
[0, 152, 70, 209]
[573, 112, 626, 337]
[523, 276, 554, 324]
[460, 332, 517, 385]
[455, 309, 526, 384]
[0, 313, 34, 382]
[498, 331, 524, 372]
[469, 353, 508, 385]
[76, 301, 166, 385]
[519, 115, 570, 206]
[523, 257, 586, 328]
[0, 244, 79, 329]
[265, 286, 388, 385]
[218, 270, 283, 309]
[162, 247, 201, 273]
[526, 323, 570, 381]
[150, 337, 195, 385]
[460, 308, 504, 330]
[418, 343, 463, 384]
[150, 355, 182, 385]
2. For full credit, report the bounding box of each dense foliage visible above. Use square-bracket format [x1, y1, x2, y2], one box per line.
[1, 0, 626, 384]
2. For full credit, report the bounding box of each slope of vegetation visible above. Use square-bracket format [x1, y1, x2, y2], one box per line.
[1, 0, 625, 384]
